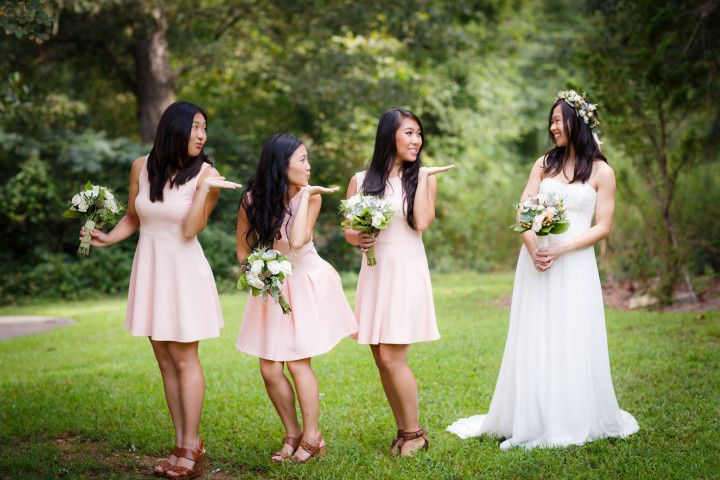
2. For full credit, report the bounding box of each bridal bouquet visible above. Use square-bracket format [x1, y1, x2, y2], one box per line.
[63, 182, 123, 256]
[340, 191, 394, 266]
[512, 192, 569, 246]
[238, 247, 293, 314]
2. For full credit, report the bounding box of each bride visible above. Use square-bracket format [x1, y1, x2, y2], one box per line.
[448, 90, 638, 450]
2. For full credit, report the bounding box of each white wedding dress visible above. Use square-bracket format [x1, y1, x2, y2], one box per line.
[448, 177, 638, 450]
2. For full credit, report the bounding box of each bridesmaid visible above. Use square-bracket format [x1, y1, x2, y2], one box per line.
[343, 108, 453, 456]
[236, 133, 358, 463]
[82, 101, 240, 479]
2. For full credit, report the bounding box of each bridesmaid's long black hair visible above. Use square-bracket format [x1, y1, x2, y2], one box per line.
[241, 133, 304, 249]
[147, 101, 213, 202]
[362, 108, 423, 230]
[543, 98, 607, 183]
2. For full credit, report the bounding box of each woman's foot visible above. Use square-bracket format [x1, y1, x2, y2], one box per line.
[153, 446, 181, 476]
[399, 428, 429, 457]
[271, 433, 302, 462]
[390, 429, 404, 456]
[291, 433, 327, 463]
[166, 439, 205, 479]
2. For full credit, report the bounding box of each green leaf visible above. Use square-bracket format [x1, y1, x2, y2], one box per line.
[550, 220, 570, 234]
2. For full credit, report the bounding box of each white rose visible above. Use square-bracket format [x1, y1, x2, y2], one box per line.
[532, 214, 544, 233]
[104, 190, 114, 200]
[246, 273, 265, 290]
[266, 260, 281, 275]
[78, 197, 89, 213]
[347, 195, 361, 208]
[72, 194, 81, 206]
[371, 211, 385, 228]
[105, 198, 118, 213]
[251, 259, 264, 274]
[279, 260, 292, 276]
[91, 185, 100, 197]
[262, 250, 278, 260]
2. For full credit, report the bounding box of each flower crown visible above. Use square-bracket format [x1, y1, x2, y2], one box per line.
[556, 90, 600, 133]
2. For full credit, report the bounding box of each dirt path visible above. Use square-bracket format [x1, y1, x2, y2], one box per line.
[0, 316, 75, 340]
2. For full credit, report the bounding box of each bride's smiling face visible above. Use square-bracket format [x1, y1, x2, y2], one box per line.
[550, 104, 569, 147]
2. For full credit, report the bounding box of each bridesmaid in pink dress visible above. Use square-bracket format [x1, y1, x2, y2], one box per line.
[82, 102, 241, 479]
[236, 133, 357, 463]
[343, 108, 454, 456]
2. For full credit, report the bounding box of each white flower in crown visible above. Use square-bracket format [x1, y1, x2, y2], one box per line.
[556, 89, 600, 133]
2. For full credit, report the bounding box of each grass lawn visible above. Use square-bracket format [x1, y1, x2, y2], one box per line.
[0, 272, 718, 480]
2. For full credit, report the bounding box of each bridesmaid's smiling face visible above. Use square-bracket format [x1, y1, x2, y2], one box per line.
[394, 117, 423, 163]
[550, 105, 569, 147]
[286, 144, 310, 188]
[187, 112, 207, 157]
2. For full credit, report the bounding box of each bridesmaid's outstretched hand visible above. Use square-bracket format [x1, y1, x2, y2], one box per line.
[302, 185, 340, 196]
[420, 165, 455, 176]
[201, 176, 243, 191]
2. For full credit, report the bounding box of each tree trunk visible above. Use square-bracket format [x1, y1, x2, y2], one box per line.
[132, 6, 175, 143]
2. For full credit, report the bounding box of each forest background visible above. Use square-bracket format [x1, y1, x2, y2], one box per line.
[1, 0, 718, 306]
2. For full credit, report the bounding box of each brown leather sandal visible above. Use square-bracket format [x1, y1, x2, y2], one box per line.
[154, 446, 182, 476]
[166, 439, 206, 480]
[400, 428, 429, 456]
[291, 434, 327, 463]
[390, 429, 404, 456]
[271, 434, 302, 462]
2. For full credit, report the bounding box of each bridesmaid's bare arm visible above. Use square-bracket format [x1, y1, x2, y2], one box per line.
[289, 186, 338, 250]
[412, 165, 454, 231]
[236, 198, 253, 262]
[183, 167, 241, 238]
[82, 156, 143, 247]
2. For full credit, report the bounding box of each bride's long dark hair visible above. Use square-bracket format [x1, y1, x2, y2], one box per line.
[241, 133, 303, 249]
[362, 108, 423, 229]
[543, 98, 607, 183]
[147, 101, 212, 202]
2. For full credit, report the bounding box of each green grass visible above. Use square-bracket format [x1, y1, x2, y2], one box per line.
[0, 272, 718, 479]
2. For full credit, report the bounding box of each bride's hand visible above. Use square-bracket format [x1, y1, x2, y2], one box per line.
[528, 247, 552, 272]
[302, 185, 340, 196]
[536, 243, 569, 270]
[419, 165, 455, 176]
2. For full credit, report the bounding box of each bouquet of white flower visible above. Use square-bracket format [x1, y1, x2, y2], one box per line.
[63, 181, 124, 256]
[238, 247, 293, 314]
[340, 190, 394, 266]
[512, 192, 570, 247]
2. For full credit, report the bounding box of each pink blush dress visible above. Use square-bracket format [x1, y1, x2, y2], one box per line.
[125, 156, 224, 342]
[235, 192, 358, 361]
[353, 171, 440, 345]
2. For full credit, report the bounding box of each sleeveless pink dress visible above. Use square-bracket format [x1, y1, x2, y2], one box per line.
[125, 156, 224, 342]
[236, 192, 358, 361]
[353, 171, 440, 344]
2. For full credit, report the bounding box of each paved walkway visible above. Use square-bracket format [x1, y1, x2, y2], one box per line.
[0, 316, 75, 340]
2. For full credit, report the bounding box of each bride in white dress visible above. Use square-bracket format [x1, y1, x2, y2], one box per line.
[448, 91, 638, 450]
